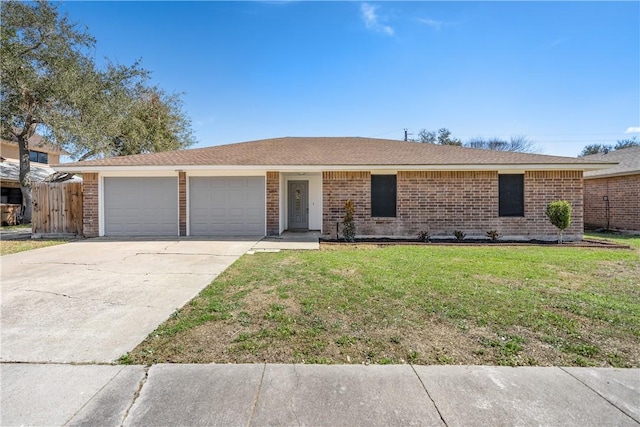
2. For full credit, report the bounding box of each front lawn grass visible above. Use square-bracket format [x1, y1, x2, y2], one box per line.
[0, 239, 69, 255]
[125, 238, 640, 367]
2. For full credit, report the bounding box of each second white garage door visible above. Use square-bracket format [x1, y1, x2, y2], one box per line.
[189, 177, 265, 236]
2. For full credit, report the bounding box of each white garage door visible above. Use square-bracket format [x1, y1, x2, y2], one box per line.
[190, 177, 265, 236]
[104, 177, 178, 236]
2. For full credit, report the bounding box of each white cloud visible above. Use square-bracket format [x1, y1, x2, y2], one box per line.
[625, 127, 640, 133]
[418, 17, 444, 30]
[361, 3, 393, 36]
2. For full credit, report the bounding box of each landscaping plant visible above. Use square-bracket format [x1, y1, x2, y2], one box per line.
[417, 230, 430, 242]
[343, 199, 356, 242]
[486, 230, 501, 242]
[545, 200, 572, 243]
[454, 230, 466, 241]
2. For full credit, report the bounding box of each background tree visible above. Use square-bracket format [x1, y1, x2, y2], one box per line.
[578, 137, 638, 157]
[413, 128, 538, 153]
[414, 128, 462, 146]
[1, 0, 195, 222]
[466, 135, 539, 153]
[579, 144, 612, 156]
[614, 136, 639, 150]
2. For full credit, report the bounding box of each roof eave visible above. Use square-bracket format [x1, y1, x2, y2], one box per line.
[53, 162, 615, 173]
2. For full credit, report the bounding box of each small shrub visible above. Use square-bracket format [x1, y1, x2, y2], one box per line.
[486, 230, 501, 241]
[343, 199, 356, 242]
[417, 230, 430, 242]
[545, 200, 572, 243]
[454, 230, 466, 241]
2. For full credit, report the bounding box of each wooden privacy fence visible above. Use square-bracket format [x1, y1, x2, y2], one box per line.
[32, 182, 83, 236]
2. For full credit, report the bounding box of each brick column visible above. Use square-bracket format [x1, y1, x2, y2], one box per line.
[82, 173, 99, 237]
[178, 171, 187, 236]
[266, 171, 280, 236]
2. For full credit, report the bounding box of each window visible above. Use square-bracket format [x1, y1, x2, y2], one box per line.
[499, 174, 524, 217]
[29, 150, 48, 164]
[1, 187, 22, 204]
[371, 175, 397, 217]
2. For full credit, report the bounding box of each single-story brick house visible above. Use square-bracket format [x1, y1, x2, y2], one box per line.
[53, 137, 613, 240]
[582, 146, 639, 231]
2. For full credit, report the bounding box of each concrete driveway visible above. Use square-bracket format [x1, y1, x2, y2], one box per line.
[0, 238, 259, 363]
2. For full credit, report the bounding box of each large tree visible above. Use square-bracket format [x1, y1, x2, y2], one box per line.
[1, 1, 195, 222]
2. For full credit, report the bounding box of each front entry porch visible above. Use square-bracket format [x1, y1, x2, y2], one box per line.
[277, 172, 322, 234]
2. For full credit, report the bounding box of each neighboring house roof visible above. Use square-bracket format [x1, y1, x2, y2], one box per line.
[582, 146, 640, 179]
[53, 137, 615, 172]
[1, 133, 66, 155]
[0, 158, 81, 183]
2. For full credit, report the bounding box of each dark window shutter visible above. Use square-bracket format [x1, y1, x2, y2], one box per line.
[371, 175, 397, 217]
[499, 174, 524, 217]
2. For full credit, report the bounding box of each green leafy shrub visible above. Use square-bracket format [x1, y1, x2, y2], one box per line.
[545, 200, 572, 243]
[343, 199, 356, 242]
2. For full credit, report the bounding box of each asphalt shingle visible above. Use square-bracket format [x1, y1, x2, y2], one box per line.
[582, 146, 640, 178]
[54, 137, 613, 169]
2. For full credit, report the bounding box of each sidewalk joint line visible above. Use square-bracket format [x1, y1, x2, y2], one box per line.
[247, 363, 266, 427]
[410, 364, 448, 427]
[120, 365, 150, 427]
[63, 365, 126, 425]
[560, 367, 640, 424]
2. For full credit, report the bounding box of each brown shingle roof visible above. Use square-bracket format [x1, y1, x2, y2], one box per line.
[582, 146, 640, 178]
[54, 137, 612, 169]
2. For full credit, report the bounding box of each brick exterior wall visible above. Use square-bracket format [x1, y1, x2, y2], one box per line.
[322, 170, 584, 240]
[266, 171, 280, 235]
[178, 171, 187, 236]
[584, 174, 640, 231]
[82, 173, 99, 237]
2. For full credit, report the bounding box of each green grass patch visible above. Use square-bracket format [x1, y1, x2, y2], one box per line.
[585, 231, 640, 249]
[126, 234, 640, 367]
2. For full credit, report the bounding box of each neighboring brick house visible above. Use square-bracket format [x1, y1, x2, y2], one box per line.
[582, 146, 639, 231]
[53, 137, 612, 241]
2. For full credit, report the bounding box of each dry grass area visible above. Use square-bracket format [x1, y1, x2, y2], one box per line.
[123, 233, 640, 367]
[0, 238, 68, 255]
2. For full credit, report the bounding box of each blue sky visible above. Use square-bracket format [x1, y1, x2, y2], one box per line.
[60, 1, 639, 157]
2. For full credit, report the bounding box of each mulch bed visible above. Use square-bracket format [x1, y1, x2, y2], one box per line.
[320, 237, 630, 249]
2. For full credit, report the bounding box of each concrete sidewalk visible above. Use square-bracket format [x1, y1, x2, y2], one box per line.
[2, 363, 638, 426]
[0, 226, 32, 240]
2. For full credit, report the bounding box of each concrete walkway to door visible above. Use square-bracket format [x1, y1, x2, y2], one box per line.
[252, 231, 321, 251]
[0, 237, 259, 363]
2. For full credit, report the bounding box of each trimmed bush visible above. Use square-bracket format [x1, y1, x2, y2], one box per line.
[545, 200, 572, 243]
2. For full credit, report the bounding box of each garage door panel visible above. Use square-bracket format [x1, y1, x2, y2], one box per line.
[189, 176, 265, 236]
[104, 177, 178, 237]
